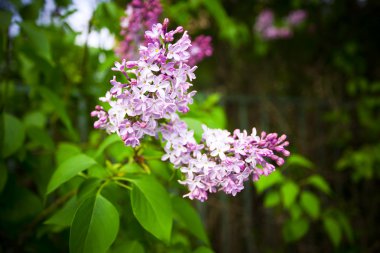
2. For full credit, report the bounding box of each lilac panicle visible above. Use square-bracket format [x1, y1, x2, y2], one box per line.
[92, 19, 197, 147]
[188, 35, 213, 66]
[161, 118, 290, 202]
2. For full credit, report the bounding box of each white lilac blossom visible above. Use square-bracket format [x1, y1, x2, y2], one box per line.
[254, 9, 307, 40]
[161, 118, 290, 202]
[92, 19, 197, 147]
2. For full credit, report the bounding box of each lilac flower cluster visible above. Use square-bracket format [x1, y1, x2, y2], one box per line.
[93, 19, 290, 201]
[115, 0, 213, 65]
[92, 19, 197, 147]
[254, 9, 307, 40]
[161, 116, 290, 202]
[116, 0, 162, 60]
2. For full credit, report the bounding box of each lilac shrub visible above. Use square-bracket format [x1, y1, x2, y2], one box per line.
[92, 18, 290, 201]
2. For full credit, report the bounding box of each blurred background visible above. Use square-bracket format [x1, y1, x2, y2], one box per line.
[1, 0, 380, 252]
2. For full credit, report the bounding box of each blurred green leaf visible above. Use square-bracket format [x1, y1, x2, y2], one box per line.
[23, 111, 47, 129]
[283, 218, 309, 242]
[264, 191, 280, 208]
[300, 191, 320, 219]
[39, 87, 78, 140]
[70, 194, 119, 253]
[20, 22, 53, 65]
[323, 216, 341, 247]
[287, 154, 314, 169]
[193, 246, 215, 253]
[255, 171, 284, 194]
[182, 117, 204, 142]
[172, 196, 209, 245]
[306, 175, 331, 195]
[26, 126, 55, 150]
[94, 134, 121, 159]
[0, 164, 7, 193]
[56, 143, 82, 164]
[281, 181, 300, 208]
[130, 175, 173, 243]
[335, 211, 353, 243]
[45, 196, 78, 227]
[111, 240, 145, 253]
[47, 154, 97, 194]
[2, 113, 25, 158]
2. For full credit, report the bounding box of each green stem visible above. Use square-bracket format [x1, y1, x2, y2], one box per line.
[114, 181, 132, 191]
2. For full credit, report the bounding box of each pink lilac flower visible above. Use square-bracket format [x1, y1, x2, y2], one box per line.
[92, 19, 197, 147]
[161, 118, 290, 202]
[286, 10, 307, 26]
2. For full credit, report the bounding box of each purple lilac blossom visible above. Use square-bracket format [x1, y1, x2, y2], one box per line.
[161, 118, 290, 202]
[286, 10, 307, 26]
[92, 19, 197, 147]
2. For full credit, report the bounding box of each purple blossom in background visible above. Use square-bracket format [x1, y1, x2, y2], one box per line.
[255, 9, 307, 40]
[116, 0, 162, 60]
[115, 0, 213, 65]
[286, 10, 307, 26]
[188, 35, 213, 66]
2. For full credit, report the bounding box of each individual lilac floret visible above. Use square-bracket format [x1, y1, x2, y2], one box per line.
[161, 119, 290, 202]
[92, 19, 197, 147]
[188, 35, 213, 66]
[116, 0, 162, 60]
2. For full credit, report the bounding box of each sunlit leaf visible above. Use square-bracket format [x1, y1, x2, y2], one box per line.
[323, 216, 341, 247]
[193, 246, 215, 253]
[283, 218, 309, 242]
[287, 154, 314, 169]
[306, 175, 331, 195]
[129, 175, 172, 243]
[70, 195, 119, 253]
[264, 191, 280, 208]
[300, 191, 320, 219]
[112, 240, 145, 253]
[255, 171, 284, 194]
[281, 181, 300, 208]
[47, 154, 97, 194]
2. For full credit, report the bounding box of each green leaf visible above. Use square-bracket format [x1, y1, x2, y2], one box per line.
[94, 134, 121, 159]
[129, 175, 173, 243]
[45, 196, 78, 227]
[264, 191, 280, 208]
[0, 163, 7, 193]
[26, 126, 55, 150]
[70, 194, 119, 253]
[283, 218, 309, 242]
[306, 175, 331, 195]
[254, 170, 284, 194]
[56, 143, 82, 164]
[112, 240, 145, 253]
[181, 117, 204, 142]
[172, 196, 209, 245]
[39, 87, 78, 140]
[20, 22, 53, 64]
[23, 111, 47, 129]
[287, 154, 314, 169]
[335, 212, 353, 242]
[47, 154, 97, 194]
[193, 246, 215, 253]
[281, 181, 300, 208]
[2, 113, 25, 158]
[300, 191, 320, 219]
[323, 216, 341, 247]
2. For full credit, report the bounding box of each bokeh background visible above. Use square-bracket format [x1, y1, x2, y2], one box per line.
[1, 0, 379, 253]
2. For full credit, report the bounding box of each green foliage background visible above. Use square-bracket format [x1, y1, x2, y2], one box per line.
[1, 0, 379, 253]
